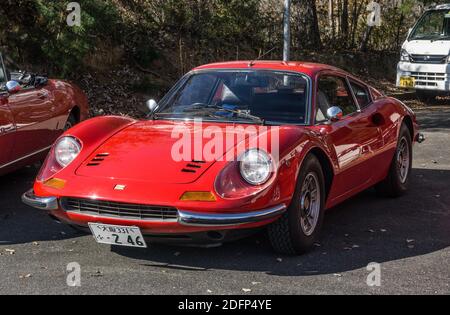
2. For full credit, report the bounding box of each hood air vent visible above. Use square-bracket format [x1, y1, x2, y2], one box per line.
[86, 153, 109, 167]
[181, 160, 206, 173]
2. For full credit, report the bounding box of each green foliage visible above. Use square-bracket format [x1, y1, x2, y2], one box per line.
[35, 0, 123, 75]
[0, 0, 122, 76]
[0, 0, 442, 78]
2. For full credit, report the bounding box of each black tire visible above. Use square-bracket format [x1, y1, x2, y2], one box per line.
[64, 112, 78, 131]
[375, 124, 412, 198]
[416, 90, 437, 104]
[268, 154, 326, 255]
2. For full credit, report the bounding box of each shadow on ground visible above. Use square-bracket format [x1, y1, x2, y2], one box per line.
[415, 106, 450, 131]
[112, 168, 450, 276]
[0, 167, 80, 245]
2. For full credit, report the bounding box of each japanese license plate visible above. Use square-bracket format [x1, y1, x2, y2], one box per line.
[399, 76, 415, 88]
[88, 223, 147, 248]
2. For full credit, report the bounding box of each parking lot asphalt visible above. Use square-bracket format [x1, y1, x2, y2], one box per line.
[0, 107, 449, 295]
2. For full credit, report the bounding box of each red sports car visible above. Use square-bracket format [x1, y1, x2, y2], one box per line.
[22, 61, 423, 254]
[0, 53, 89, 176]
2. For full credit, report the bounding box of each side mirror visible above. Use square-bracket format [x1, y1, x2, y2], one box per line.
[146, 99, 158, 113]
[327, 106, 343, 122]
[5, 81, 21, 94]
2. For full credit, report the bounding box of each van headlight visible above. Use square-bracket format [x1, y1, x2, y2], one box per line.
[400, 49, 410, 62]
[239, 149, 273, 185]
[54, 136, 81, 167]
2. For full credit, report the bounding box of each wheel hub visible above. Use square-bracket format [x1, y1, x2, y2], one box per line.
[299, 172, 321, 236]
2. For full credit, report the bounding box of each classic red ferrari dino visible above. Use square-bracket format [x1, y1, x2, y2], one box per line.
[23, 61, 423, 254]
[0, 53, 89, 176]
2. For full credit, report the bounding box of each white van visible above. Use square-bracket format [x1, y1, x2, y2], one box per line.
[397, 4, 450, 101]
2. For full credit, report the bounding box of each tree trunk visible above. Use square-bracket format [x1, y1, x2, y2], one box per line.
[297, 0, 322, 51]
[341, 0, 349, 47]
[360, 25, 373, 52]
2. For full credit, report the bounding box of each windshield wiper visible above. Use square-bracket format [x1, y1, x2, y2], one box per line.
[181, 103, 265, 125]
[431, 35, 450, 42]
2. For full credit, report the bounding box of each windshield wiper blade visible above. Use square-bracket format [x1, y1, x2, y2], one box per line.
[182, 103, 265, 125]
[431, 35, 450, 42]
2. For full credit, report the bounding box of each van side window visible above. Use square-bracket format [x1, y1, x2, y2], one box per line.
[349, 81, 371, 109]
[316, 75, 358, 123]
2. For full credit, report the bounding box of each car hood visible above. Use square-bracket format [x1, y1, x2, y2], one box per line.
[75, 120, 250, 184]
[403, 40, 450, 55]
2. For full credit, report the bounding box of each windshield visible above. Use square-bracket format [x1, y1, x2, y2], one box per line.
[410, 9, 450, 40]
[156, 70, 309, 125]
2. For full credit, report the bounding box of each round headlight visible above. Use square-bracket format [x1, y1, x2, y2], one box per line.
[239, 149, 273, 185]
[54, 137, 81, 167]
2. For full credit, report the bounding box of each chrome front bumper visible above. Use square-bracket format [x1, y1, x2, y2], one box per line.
[178, 204, 287, 226]
[22, 189, 287, 226]
[22, 190, 58, 210]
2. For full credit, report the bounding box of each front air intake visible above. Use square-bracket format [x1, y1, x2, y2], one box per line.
[61, 197, 178, 221]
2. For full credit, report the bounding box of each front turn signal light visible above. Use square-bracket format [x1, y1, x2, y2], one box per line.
[43, 178, 66, 190]
[180, 191, 216, 202]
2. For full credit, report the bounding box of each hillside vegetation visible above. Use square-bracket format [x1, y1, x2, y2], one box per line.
[0, 0, 441, 115]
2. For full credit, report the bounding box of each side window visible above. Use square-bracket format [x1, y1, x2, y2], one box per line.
[316, 75, 358, 123]
[349, 80, 371, 109]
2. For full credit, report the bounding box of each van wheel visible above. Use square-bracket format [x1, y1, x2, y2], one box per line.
[268, 154, 326, 255]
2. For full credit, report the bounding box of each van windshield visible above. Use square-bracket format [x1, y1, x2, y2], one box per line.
[410, 10, 450, 40]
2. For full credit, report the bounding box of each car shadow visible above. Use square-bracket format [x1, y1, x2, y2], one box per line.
[0, 167, 81, 245]
[112, 167, 450, 276]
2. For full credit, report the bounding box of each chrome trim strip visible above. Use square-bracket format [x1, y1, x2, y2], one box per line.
[0, 145, 52, 169]
[22, 189, 58, 210]
[178, 204, 287, 226]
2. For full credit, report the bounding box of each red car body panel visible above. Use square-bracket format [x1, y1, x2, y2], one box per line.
[0, 79, 89, 175]
[27, 61, 419, 240]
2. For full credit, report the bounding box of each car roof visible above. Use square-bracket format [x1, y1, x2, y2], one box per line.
[431, 4, 450, 10]
[192, 61, 344, 77]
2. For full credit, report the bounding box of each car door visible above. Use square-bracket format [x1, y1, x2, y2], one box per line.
[7, 84, 56, 160]
[0, 55, 16, 167]
[315, 74, 380, 199]
[0, 92, 15, 167]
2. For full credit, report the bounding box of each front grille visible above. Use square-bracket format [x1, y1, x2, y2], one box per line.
[410, 54, 447, 64]
[410, 72, 446, 87]
[61, 198, 178, 221]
